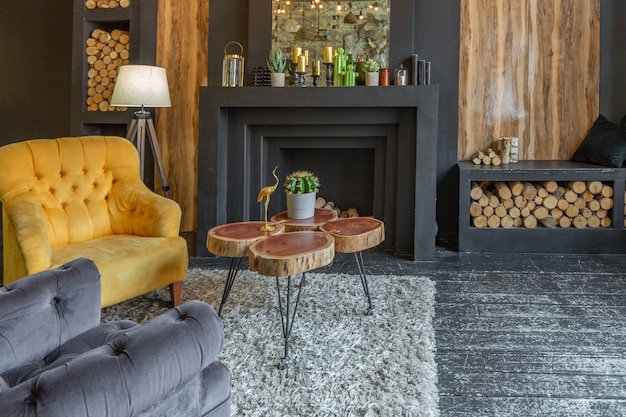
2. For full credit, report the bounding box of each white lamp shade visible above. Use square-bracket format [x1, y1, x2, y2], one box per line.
[110, 65, 172, 107]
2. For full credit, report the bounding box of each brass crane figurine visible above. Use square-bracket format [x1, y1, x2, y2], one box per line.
[257, 166, 279, 231]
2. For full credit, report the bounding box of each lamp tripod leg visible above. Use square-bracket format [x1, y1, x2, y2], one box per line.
[145, 117, 170, 198]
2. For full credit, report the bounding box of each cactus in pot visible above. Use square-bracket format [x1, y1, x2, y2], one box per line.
[284, 170, 320, 194]
[284, 170, 320, 219]
[364, 58, 380, 86]
[267, 48, 287, 73]
[267, 48, 287, 87]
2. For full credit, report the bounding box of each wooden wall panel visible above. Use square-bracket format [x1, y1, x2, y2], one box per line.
[155, 0, 209, 231]
[458, 0, 600, 161]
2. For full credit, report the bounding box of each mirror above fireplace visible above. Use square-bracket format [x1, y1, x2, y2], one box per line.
[271, 0, 391, 68]
[207, 0, 414, 87]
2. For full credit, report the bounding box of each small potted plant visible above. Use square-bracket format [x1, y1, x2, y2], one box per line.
[284, 170, 320, 219]
[267, 48, 287, 87]
[364, 58, 380, 86]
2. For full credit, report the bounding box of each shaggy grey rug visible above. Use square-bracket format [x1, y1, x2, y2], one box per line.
[101, 268, 439, 417]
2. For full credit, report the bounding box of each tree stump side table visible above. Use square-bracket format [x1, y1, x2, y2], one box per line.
[320, 217, 385, 315]
[206, 221, 285, 316]
[270, 208, 338, 232]
[248, 231, 335, 369]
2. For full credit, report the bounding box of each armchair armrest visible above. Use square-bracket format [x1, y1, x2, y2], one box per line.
[109, 178, 182, 237]
[0, 301, 224, 417]
[3, 193, 52, 273]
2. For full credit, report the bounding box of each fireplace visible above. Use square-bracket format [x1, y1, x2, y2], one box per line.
[197, 86, 438, 260]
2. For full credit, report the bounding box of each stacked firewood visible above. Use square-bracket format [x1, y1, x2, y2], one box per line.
[85, 0, 130, 8]
[471, 148, 502, 166]
[315, 196, 360, 218]
[470, 180, 613, 229]
[85, 28, 130, 112]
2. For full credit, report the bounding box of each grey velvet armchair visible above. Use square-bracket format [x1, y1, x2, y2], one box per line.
[0, 257, 231, 417]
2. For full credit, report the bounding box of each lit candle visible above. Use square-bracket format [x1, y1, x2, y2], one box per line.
[303, 49, 309, 66]
[312, 59, 321, 76]
[292, 46, 302, 64]
[323, 46, 333, 64]
[297, 54, 306, 72]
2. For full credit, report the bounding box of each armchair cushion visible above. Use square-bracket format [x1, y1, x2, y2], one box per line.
[0, 258, 101, 373]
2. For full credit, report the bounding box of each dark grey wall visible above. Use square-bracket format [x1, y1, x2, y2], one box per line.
[600, 0, 626, 122]
[0, 1, 73, 146]
[414, 0, 461, 243]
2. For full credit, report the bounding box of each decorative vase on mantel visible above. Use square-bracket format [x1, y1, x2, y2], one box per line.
[271, 72, 286, 87]
[286, 192, 316, 219]
[365, 72, 379, 86]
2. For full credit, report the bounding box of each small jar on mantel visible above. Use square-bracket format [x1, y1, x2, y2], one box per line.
[379, 68, 390, 86]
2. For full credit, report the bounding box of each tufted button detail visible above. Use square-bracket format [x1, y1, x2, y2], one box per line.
[83, 199, 89, 205]
[71, 185, 77, 191]
[59, 171, 65, 178]
[49, 187, 55, 194]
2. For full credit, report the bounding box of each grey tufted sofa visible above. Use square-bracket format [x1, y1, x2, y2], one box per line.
[0, 258, 231, 417]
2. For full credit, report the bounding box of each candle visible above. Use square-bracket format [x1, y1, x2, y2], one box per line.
[292, 46, 302, 64]
[323, 46, 333, 64]
[297, 54, 306, 72]
[312, 59, 321, 76]
[303, 49, 309, 66]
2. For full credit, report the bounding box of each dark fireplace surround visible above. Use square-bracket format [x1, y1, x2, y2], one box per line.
[198, 0, 438, 260]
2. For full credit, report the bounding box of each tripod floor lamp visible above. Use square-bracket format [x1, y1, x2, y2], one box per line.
[110, 65, 171, 197]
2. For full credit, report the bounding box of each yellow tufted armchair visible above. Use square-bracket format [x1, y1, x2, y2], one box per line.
[0, 136, 188, 307]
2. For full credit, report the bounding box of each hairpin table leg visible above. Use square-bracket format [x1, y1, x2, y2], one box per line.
[218, 256, 243, 317]
[276, 273, 306, 370]
[354, 251, 374, 315]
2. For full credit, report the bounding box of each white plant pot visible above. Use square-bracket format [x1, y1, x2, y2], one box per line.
[365, 72, 379, 86]
[271, 72, 286, 87]
[286, 192, 316, 219]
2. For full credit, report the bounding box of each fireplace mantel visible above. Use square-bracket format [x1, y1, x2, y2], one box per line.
[197, 85, 439, 260]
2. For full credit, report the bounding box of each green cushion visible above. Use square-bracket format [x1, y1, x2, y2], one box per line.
[571, 115, 626, 167]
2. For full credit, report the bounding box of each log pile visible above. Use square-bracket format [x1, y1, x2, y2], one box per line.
[315, 196, 360, 218]
[469, 180, 613, 229]
[471, 148, 502, 166]
[85, 28, 130, 112]
[85, 0, 130, 8]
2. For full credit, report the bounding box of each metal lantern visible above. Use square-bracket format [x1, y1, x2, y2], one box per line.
[222, 41, 245, 87]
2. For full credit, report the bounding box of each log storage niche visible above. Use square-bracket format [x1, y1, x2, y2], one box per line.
[71, 0, 157, 136]
[458, 160, 626, 254]
[85, 27, 130, 112]
[469, 180, 613, 230]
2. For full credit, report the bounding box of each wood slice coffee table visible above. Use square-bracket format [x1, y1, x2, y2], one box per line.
[248, 231, 335, 369]
[206, 221, 285, 316]
[320, 217, 385, 315]
[270, 208, 338, 231]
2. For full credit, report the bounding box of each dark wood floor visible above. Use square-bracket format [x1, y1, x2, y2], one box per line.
[193, 246, 626, 416]
[3, 243, 624, 416]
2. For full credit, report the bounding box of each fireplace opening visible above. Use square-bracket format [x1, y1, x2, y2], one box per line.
[276, 148, 375, 217]
[262, 135, 387, 222]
